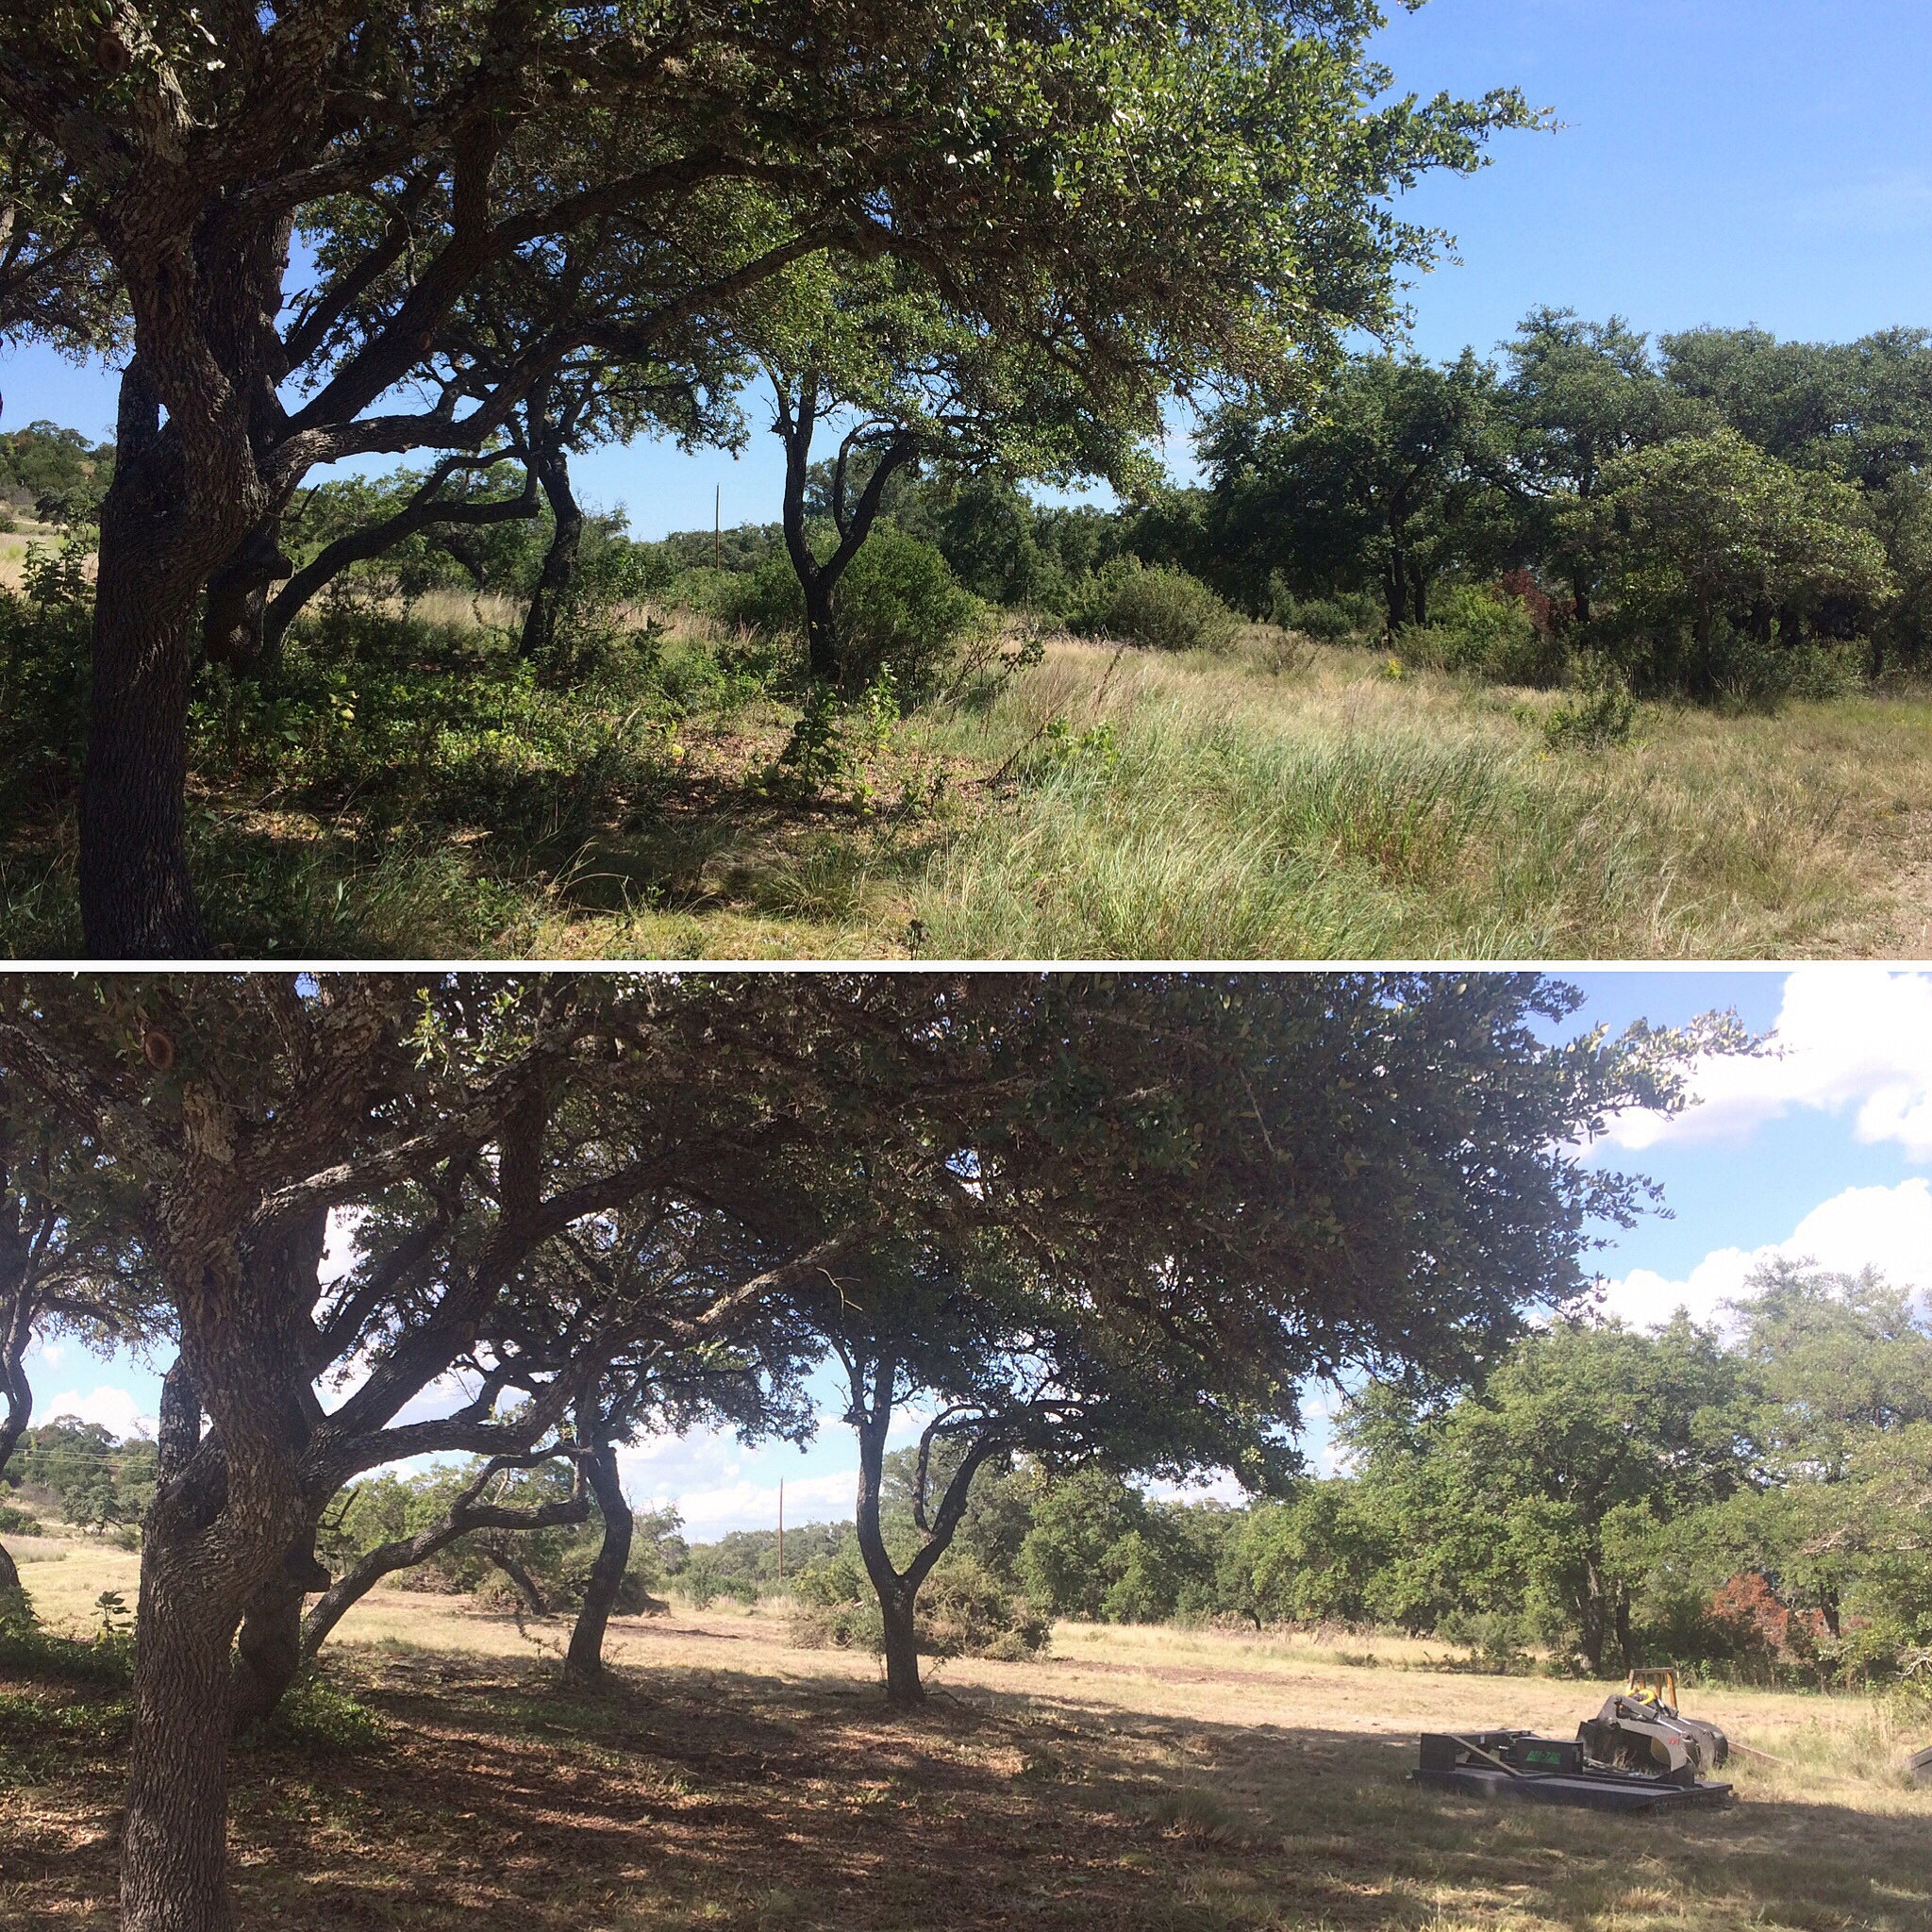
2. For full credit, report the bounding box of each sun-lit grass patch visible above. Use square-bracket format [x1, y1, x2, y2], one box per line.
[8, 605, 1932, 958]
[5, 1540, 1928, 1930]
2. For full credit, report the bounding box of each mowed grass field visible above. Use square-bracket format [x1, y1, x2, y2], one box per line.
[5, 1537, 1929, 1931]
[11, 618, 1932, 958]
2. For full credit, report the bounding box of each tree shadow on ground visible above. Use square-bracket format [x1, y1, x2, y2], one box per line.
[3, 1650, 1925, 1932]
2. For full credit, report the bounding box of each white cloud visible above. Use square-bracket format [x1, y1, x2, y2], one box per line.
[25, 1340, 66, 1369]
[1598, 1178, 1932, 1331]
[44, 1384, 157, 1440]
[1789, 170, 1932, 239]
[640, 1469, 856, 1530]
[1605, 969, 1932, 1158]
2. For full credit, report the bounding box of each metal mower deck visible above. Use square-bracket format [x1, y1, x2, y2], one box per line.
[1408, 1763, 1734, 1812]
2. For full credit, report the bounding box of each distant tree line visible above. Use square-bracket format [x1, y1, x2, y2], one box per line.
[669, 1261, 1932, 1689]
[3, 1418, 157, 1540]
[0, 423, 113, 529]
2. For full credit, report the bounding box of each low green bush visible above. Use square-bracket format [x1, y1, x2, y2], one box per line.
[1270, 582, 1380, 642]
[1073, 561, 1241, 653]
[1397, 585, 1570, 689]
[789, 1550, 1048, 1661]
[0, 1505, 43, 1536]
[260, 1670, 391, 1752]
[719, 529, 984, 699]
[1543, 660, 1639, 750]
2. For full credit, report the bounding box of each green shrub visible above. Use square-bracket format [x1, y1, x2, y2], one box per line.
[1543, 660, 1638, 751]
[720, 530, 983, 699]
[919, 1555, 1050, 1661]
[1271, 581, 1378, 642]
[1074, 561, 1241, 653]
[716, 555, 806, 640]
[263, 1671, 391, 1752]
[1397, 585, 1569, 688]
[831, 527, 985, 697]
[0, 1505, 42, 1536]
[788, 1551, 1048, 1661]
[0, 538, 95, 821]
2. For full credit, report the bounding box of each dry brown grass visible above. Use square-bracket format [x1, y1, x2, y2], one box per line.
[0, 524, 73, 591]
[3, 1539, 1927, 1931]
[11, 593, 1932, 958]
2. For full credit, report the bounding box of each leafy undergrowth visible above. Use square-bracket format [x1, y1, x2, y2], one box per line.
[9, 608, 1932, 958]
[3, 1641, 1928, 1932]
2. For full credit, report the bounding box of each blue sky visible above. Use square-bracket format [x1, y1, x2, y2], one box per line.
[25, 968, 1932, 1535]
[7, 1, 1930, 536]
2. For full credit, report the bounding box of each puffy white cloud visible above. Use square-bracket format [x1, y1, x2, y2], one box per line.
[1605, 969, 1932, 1156]
[1597, 1178, 1932, 1331]
[43, 1384, 157, 1440]
[633, 1469, 856, 1530]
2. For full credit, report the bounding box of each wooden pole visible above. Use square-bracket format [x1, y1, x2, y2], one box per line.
[714, 483, 721, 568]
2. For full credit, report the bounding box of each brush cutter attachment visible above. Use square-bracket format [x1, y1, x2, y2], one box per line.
[1577, 1670, 1728, 1785]
[1409, 1669, 1733, 1813]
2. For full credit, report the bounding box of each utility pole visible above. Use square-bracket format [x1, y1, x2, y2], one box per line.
[776, 1479, 785, 1585]
[713, 483, 721, 568]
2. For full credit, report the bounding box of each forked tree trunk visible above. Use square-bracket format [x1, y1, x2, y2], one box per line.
[521, 444, 585, 668]
[564, 1442, 630, 1684]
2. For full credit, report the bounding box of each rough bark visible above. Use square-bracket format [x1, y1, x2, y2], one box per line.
[201, 520, 293, 675]
[520, 442, 586, 667]
[81, 361, 217, 957]
[122, 1555, 245, 1932]
[563, 1441, 632, 1684]
[122, 1230, 320, 1931]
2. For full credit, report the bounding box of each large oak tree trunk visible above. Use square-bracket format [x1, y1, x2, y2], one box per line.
[564, 1442, 630, 1684]
[82, 383, 212, 958]
[122, 1230, 319, 1929]
[123, 1555, 245, 1932]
